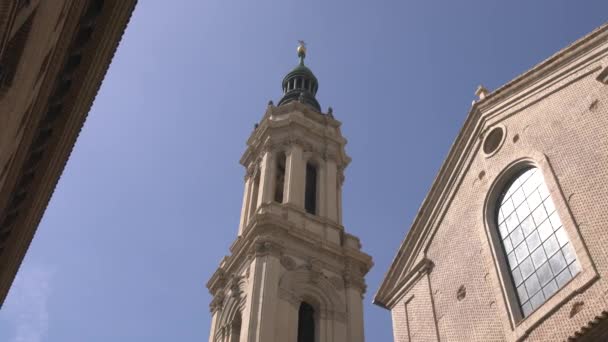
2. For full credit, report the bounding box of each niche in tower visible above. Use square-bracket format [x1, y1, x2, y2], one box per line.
[229, 312, 241, 342]
[274, 152, 286, 203]
[297, 302, 315, 342]
[305, 162, 318, 215]
[249, 171, 260, 217]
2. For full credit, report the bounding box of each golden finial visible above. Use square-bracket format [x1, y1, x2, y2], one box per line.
[297, 40, 306, 63]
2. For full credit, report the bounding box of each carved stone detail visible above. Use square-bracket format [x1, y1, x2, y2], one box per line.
[210, 293, 225, 313]
[280, 255, 296, 270]
[250, 238, 283, 258]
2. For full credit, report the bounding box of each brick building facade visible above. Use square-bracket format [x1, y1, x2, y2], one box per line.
[375, 24, 608, 341]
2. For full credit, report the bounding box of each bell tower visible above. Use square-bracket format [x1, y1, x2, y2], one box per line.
[207, 43, 373, 342]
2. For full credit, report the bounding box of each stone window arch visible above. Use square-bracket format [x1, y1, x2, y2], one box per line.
[495, 166, 579, 317]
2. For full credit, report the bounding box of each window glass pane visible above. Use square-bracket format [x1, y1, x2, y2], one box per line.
[515, 242, 529, 264]
[538, 219, 553, 241]
[504, 237, 513, 254]
[543, 280, 558, 298]
[517, 284, 528, 302]
[525, 231, 541, 253]
[555, 269, 572, 287]
[511, 227, 524, 246]
[562, 244, 576, 264]
[530, 290, 545, 310]
[544, 199, 555, 215]
[499, 222, 508, 238]
[549, 251, 567, 274]
[520, 216, 535, 237]
[512, 267, 523, 286]
[496, 168, 579, 317]
[537, 262, 553, 286]
[527, 191, 542, 210]
[516, 202, 531, 222]
[555, 228, 569, 247]
[508, 252, 518, 269]
[525, 274, 541, 297]
[520, 257, 534, 279]
[549, 212, 561, 230]
[569, 260, 581, 276]
[512, 188, 526, 207]
[531, 247, 547, 268]
[532, 206, 549, 227]
[544, 235, 559, 257]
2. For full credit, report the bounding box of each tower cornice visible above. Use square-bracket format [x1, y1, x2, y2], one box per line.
[206, 202, 373, 294]
[240, 103, 352, 171]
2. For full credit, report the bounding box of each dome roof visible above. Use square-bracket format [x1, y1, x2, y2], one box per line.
[277, 42, 321, 111]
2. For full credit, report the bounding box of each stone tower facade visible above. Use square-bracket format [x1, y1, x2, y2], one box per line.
[207, 44, 373, 342]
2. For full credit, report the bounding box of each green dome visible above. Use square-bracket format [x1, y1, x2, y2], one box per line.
[278, 45, 320, 111]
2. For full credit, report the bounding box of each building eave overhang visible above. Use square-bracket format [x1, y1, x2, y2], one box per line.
[374, 22, 608, 309]
[0, 0, 138, 306]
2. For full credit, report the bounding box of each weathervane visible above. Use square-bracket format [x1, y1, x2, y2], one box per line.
[297, 40, 307, 63]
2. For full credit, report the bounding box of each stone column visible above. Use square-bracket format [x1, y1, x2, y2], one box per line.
[257, 151, 276, 207]
[337, 168, 344, 225]
[240, 240, 282, 342]
[238, 174, 253, 236]
[275, 296, 299, 341]
[344, 264, 366, 342]
[325, 159, 338, 222]
[317, 161, 327, 218]
[285, 144, 304, 208]
[208, 296, 223, 342]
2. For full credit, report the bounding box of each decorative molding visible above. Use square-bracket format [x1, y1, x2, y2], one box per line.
[0, 0, 139, 306]
[209, 293, 224, 313]
[280, 255, 296, 270]
[250, 238, 283, 258]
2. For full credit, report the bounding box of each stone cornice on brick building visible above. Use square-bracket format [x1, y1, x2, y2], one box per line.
[374, 23, 608, 309]
[0, 0, 137, 306]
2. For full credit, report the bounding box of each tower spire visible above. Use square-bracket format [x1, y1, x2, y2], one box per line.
[278, 41, 321, 111]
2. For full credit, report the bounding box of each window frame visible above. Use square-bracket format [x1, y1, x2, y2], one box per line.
[483, 155, 598, 338]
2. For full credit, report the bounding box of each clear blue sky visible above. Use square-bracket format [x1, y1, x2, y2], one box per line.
[1, 1, 607, 341]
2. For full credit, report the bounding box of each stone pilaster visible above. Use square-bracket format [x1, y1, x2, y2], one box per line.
[257, 150, 276, 207]
[238, 174, 253, 235]
[285, 144, 304, 208]
[240, 239, 283, 342]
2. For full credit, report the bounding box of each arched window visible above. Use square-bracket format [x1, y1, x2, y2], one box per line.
[297, 302, 315, 342]
[275, 152, 286, 203]
[497, 168, 579, 317]
[249, 171, 260, 218]
[229, 312, 241, 342]
[305, 162, 317, 215]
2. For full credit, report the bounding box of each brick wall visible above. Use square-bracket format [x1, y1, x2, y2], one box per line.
[390, 36, 608, 341]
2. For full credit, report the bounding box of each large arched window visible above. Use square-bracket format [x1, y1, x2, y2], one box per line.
[249, 171, 260, 218]
[305, 162, 318, 215]
[297, 302, 315, 342]
[274, 152, 286, 203]
[497, 167, 580, 317]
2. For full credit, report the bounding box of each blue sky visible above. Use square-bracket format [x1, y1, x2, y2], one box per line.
[1, 1, 607, 341]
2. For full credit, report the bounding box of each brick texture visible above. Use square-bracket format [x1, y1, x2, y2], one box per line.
[387, 30, 608, 342]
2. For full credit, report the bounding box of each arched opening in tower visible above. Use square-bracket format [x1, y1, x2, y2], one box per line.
[229, 311, 241, 342]
[249, 171, 260, 217]
[275, 152, 286, 203]
[305, 162, 317, 215]
[297, 302, 315, 342]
